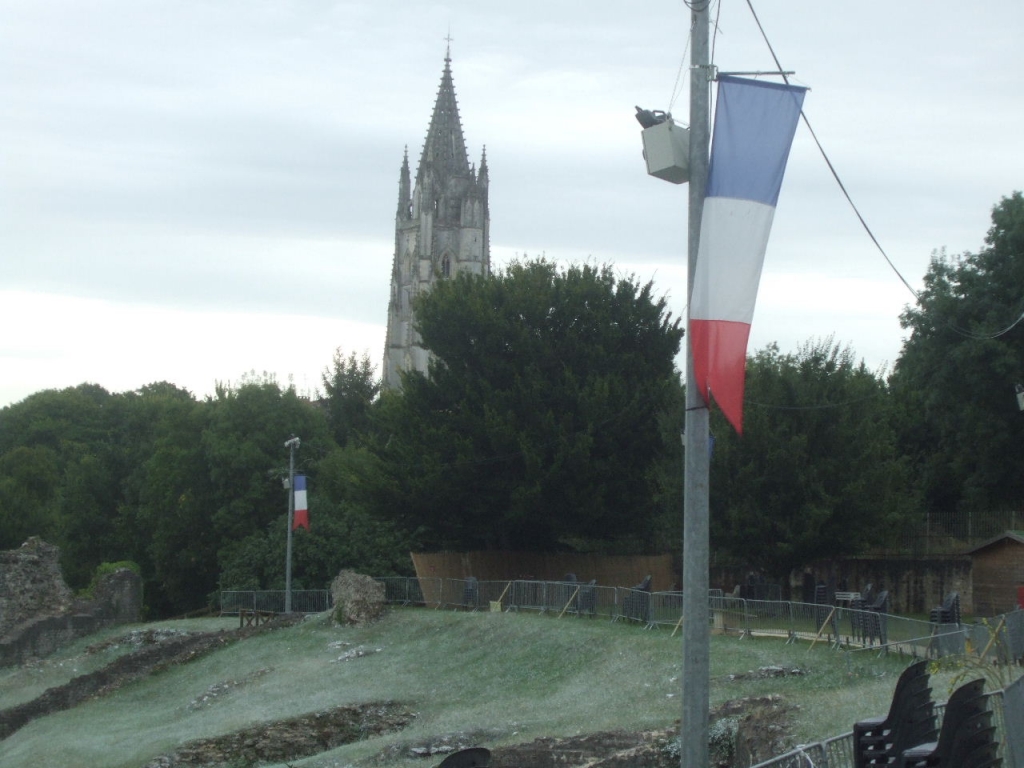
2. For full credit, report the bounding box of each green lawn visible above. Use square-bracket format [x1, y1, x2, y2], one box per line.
[0, 609, 954, 768]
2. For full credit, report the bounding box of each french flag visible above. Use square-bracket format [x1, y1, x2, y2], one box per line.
[690, 75, 806, 434]
[292, 475, 309, 531]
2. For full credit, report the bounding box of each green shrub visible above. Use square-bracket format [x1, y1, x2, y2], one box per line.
[78, 560, 142, 599]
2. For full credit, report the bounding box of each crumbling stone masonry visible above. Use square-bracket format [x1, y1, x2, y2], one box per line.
[0, 538, 142, 667]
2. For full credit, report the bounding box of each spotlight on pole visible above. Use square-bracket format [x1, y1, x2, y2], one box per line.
[636, 106, 691, 185]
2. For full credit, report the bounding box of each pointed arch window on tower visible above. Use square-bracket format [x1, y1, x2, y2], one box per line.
[441, 253, 452, 278]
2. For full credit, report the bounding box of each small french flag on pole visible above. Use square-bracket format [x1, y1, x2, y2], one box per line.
[292, 475, 309, 531]
[690, 75, 806, 434]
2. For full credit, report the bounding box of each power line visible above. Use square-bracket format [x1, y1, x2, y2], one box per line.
[744, 0, 1024, 344]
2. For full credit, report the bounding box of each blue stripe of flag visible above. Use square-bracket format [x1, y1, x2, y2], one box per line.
[705, 76, 807, 207]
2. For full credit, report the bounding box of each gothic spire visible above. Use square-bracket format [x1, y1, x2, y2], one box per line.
[478, 145, 488, 183]
[417, 54, 470, 181]
[397, 145, 411, 218]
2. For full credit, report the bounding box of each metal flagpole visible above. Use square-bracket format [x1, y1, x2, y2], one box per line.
[681, 1, 711, 767]
[284, 435, 300, 613]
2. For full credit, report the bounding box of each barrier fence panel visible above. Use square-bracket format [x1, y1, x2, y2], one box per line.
[788, 601, 827, 642]
[220, 591, 255, 615]
[617, 586, 652, 625]
[744, 599, 794, 639]
[586, 585, 618, 619]
[414, 577, 443, 607]
[477, 580, 513, 611]
[377, 577, 414, 605]
[434, 578, 477, 610]
[647, 591, 683, 629]
[968, 616, 1022, 665]
[289, 590, 331, 613]
[711, 596, 751, 636]
[750, 741, 826, 768]
[821, 732, 855, 768]
[547, 580, 582, 615]
[509, 580, 548, 612]
[219, 590, 330, 615]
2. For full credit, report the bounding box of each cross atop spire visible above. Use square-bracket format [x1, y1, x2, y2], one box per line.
[444, 28, 453, 63]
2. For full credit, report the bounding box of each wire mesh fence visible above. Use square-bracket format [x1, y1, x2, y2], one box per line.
[218, 579, 1023, 663]
[219, 589, 331, 615]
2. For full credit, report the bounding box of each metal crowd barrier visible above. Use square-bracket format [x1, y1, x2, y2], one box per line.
[220, 580, 1022, 663]
[219, 589, 331, 615]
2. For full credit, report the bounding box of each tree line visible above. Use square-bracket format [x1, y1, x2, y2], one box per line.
[2, 192, 1022, 617]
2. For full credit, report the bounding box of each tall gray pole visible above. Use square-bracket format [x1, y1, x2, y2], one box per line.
[284, 436, 300, 613]
[681, 2, 711, 767]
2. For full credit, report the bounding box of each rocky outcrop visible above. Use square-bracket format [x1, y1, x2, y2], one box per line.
[330, 570, 387, 626]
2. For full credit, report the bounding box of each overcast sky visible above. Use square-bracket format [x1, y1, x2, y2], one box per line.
[3, 0, 1023, 407]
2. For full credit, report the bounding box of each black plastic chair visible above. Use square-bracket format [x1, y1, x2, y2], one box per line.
[899, 678, 993, 767]
[853, 659, 935, 768]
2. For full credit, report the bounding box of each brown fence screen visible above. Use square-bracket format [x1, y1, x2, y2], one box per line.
[410, 551, 674, 592]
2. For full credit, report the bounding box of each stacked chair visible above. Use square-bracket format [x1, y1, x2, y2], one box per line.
[929, 592, 962, 627]
[623, 575, 652, 624]
[853, 659, 937, 768]
[864, 590, 891, 647]
[899, 678, 1000, 767]
[850, 584, 873, 643]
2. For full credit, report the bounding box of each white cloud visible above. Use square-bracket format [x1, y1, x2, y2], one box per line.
[2, 0, 1023, 406]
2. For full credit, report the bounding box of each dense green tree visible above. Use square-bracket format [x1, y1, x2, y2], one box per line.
[0, 384, 124, 583]
[132, 395, 214, 614]
[321, 349, 380, 447]
[218, 493, 413, 592]
[0, 445, 62, 549]
[356, 258, 684, 552]
[0, 368, 419, 616]
[203, 377, 332, 544]
[891, 192, 1024, 534]
[0, 383, 113, 456]
[708, 340, 914, 579]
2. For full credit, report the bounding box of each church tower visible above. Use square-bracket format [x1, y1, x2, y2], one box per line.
[383, 50, 490, 390]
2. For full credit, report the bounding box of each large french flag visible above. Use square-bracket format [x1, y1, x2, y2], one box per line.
[691, 75, 806, 434]
[292, 475, 309, 531]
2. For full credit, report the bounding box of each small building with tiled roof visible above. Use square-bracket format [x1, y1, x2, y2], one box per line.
[967, 530, 1024, 616]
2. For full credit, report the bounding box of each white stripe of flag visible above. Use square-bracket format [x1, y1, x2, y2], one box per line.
[292, 474, 309, 530]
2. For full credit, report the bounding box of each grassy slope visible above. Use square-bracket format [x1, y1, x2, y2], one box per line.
[0, 609, 943, 768]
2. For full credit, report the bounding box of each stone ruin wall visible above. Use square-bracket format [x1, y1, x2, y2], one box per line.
[0, 537, 142, 667]
[0, 537, 73, 635]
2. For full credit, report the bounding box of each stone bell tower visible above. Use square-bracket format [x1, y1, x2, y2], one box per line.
[383, 50, 490, 390]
